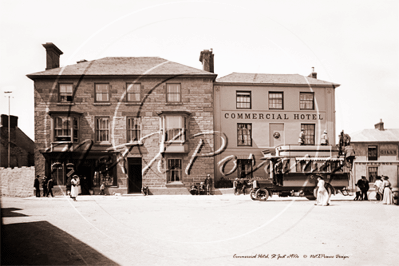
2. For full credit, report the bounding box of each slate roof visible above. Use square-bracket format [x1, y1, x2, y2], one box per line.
[27, 57, 216, 78]
[216, 72, 339, 86]
[350, 129, 399, 142]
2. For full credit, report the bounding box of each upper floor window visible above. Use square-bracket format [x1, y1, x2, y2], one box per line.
[127, 117, 141, 142]
[95, 117, 110, 143]
[237, 123, 252, 146]
[236, 91, 251, 109]
[166, 84, 181, 103]
[301, 124, 315, 145]
[126, 83, 141, 102]
[53, 116, 79, 142]
[59, 84, 73, 102]
[165, 116, 185, 142]
[300, 92, 314, 110]
[368, 145, 378, 161]
[95, 84, 109, 102]
[269, 92, 283, 110]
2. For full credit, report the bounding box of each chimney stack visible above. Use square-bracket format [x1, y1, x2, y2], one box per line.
[42, 42, 63, 70]
[374, 119, 384, 131]
[199, 49, 214, 73]
[308, 67, 317, 79]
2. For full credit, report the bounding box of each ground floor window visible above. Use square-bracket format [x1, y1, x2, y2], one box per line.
[368, 166, 378, 183]
[237, 159, 253, 179]
[237, 123, 252, 146]
[301, 124, 315, 145]
[167, 158, 182, 182]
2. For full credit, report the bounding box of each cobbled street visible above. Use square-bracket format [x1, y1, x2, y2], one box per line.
[1, 194, 398, 266]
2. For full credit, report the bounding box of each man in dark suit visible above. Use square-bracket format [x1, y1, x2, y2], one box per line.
[360, 176, 369, 200]
[34, 175, 40, 197]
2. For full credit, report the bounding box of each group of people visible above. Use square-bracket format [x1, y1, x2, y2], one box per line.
[373, 176, 393, 204]
[354, 175, 393, 204]
[189, 174, 212, 195]
[33, 175, 54, 197]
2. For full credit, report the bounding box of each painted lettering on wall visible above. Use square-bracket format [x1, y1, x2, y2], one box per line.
[224, 112, 323, 120]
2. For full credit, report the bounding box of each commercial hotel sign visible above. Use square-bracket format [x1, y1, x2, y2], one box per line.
[223, 112, 325, 120]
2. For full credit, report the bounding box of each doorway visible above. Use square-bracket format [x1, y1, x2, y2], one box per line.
[128, 158, 142, 193]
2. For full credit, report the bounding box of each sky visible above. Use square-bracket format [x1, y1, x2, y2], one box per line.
[0, 0, 398, 141]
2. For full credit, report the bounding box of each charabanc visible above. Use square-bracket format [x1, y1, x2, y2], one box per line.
[248, 144, 353, 201]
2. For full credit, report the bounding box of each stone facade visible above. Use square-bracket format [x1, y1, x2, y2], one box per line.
[28, 44, 216, 195]
[0, 166, 35, 197]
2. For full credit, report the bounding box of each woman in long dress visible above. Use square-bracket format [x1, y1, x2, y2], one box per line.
[316, 177, 329, 206]
[71, 175, 79, 201]
[382, 176, 392, 205]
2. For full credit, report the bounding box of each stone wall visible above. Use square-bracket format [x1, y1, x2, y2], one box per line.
[0, 166, 35, 197]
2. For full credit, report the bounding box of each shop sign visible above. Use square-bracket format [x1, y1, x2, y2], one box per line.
[223, 112, 324, 120]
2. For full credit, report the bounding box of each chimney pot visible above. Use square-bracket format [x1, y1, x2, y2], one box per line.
[42, 43, 63, 70]
[374, 119, 384, 131]
[199, 49, 214, 73]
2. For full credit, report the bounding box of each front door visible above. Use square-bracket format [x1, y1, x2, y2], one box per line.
[269, 123, 285, 147]
[128, 158, 142, 193]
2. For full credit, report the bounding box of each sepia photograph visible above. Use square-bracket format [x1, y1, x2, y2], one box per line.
[1, 0, 398, 265]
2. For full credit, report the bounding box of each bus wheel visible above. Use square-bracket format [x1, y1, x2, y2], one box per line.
[255, 188, 269, 201]
[250, 189, 258, 200]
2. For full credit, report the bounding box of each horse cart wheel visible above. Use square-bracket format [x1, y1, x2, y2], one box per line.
[255, 188, 270, 201]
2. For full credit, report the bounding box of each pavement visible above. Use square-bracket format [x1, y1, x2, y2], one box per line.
[1, 193, 398, 266]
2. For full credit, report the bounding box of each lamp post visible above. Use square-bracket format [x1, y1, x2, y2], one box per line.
[4, 91, 12, 167]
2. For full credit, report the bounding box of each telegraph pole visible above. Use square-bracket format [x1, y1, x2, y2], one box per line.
[4, 91, 12, 167]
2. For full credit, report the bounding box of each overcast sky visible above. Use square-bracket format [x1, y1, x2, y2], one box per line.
[0, 0, 398, 141]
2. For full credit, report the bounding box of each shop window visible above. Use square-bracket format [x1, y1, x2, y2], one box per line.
[368, 166, 378, 183]
[167, 158, 182, 182]
[269, 92, 283, 110]
[300, 92, 314, 110]
[236, 91, 251, 109]
[95, 117, 110, 143]
[237, 159, 253, 179]
[95, 84, 110, 102]
[237, 123, 252, 146]
[53, 116, 79, 142]
[166, 84, 181, 103]
[368, 146, 378, 161]
[301, 124, 315, 145]
[127, 117, 141, 142]
[126, 83, 141, 102]
[59, 84, 73, 102]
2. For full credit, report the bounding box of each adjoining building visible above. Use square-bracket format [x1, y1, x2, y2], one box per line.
[0, 115, 34, 168]
[350, 119, 399, 191]
[27, 43, 216, 195]
[213, 69, 340, 183]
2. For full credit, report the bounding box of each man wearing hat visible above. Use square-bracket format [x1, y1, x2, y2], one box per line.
[321, 130, 329, 145]
[34, 175, 40, 197]
[357, 176, 369, 200]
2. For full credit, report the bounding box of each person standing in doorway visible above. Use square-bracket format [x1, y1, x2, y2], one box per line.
[34, 175, 40, 197]
[47, 177, 54, 197]
[42, 176, 48, 197]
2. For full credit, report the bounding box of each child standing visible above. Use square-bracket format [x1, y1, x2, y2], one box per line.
[100, 182, 105, 195]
